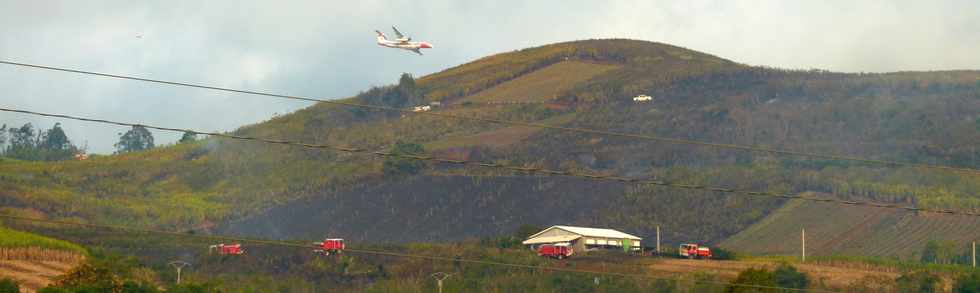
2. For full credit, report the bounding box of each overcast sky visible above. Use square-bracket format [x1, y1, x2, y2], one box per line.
[1, 0, 978, 154]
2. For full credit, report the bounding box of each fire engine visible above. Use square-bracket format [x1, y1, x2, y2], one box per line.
[313, 238, 345, 255]
[209, 243, 245, 255]
[537, 243, 573, 259]
[679, 244, 711, 259]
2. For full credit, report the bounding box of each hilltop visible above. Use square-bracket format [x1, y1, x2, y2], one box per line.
[1, 39, 979, 260]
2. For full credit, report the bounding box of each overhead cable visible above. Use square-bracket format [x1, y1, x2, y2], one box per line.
[1, 60, 976, 175]
[2, 107, 976, 217]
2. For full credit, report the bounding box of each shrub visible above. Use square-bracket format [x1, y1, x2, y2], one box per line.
[773, 263, 808, 290]
[382, 141, 427, 176]
[896, 271, 942, 293]
[727, 267, 778, 293]
[955, 271, 980, 293]
[0, 278, 19, 293]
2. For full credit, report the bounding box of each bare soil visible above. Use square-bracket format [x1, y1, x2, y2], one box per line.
[0, 259, 77, 292]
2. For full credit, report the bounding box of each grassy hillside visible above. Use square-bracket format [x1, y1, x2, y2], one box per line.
[1, 39, 979, 259]
[459, 60, 620, 103]
[0, 226, 85, 254]
[720, 199, 980, 260]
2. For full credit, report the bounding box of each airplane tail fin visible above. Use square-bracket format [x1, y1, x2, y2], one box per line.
[375, 30, 387, 42]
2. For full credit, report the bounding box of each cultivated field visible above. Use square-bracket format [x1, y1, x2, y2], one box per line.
[459, 60, 620, 103]
[720, 199, 980, 259]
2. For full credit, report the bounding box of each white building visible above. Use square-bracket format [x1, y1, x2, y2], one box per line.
[632, 95, 652, 102]
[523, 225, 642, 253]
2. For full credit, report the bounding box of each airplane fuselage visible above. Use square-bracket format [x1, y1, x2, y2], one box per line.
[376, 29, 432, 55]
[377, 40, 432, 53]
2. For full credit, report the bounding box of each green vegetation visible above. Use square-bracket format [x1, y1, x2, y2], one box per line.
[772, 264, 808, 290]
[115, 125, 155, 154]
[721, 196, 980, 260]
[1, 39, 979, 263]
[725, 265, 808, 292]
[0, 279, 19, 293]
[0, 225, 86, 254]
[1, 122, 81, 161]
[727, 267, 778, 293]
[178, 132, 197, 144]
[956, 271, 980, 293]
[895, 271, 942, 293]
[382, 140, 428, 176]
[461, 60, 620, 103]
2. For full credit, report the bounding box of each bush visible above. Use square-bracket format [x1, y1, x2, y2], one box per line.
[382, 141, 427, 176]
[0, 278, 19, 293]
[896, 271, 942, 293]
[711, 247, 737, 260]
[727, 267, 778, 293]
[773, 263, 808, 290]
[955, 271, 980, 293]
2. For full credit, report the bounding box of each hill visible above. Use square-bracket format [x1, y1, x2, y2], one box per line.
[1, 39, 979, 260]
[720, 198, 980, 260]
[0, 225, 85, 292]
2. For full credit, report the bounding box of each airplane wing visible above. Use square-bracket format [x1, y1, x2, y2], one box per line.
[392, 26, 406, 39]
[412, 48, 423, 56]
[392, 26, 411, 42]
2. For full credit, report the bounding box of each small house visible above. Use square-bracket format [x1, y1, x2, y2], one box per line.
[523, 225, 642, 253]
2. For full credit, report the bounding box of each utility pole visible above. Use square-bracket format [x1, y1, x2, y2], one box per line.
[801, 227, 806, 262]
[973, 241, 976, 268]
[431, 272, 451, 293]
[168, 261, 190, 285]
[656, 225, 661, 257]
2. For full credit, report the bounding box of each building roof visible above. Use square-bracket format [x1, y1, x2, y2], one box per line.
[521, 234, 582, 245]
[526, 225, 642, 241]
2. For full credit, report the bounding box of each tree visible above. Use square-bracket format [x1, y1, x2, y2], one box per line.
[178, 131, 198, 144]
[727, 267, 778, 293]
[896, 271, 941, 293]
[382, 141, 427, 176]
[115, 126, 154, 154]
[49, 263, 122, 292]
[42, 122, 71, 150]
[773, 264, 808, 290]
[8, 123, 36, 150]
[955, 271, 980, 293]
[0, 278, 19, 293]
[0, 124, 6, 150]
[921, 240, 960, 264]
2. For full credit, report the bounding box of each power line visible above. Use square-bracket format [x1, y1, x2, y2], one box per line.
[2, 107, 977, 217]
[0, 214, 831, 292]
[1, 59, 977, 175]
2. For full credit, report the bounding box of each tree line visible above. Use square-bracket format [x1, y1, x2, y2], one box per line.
[0, 122, 201, 161]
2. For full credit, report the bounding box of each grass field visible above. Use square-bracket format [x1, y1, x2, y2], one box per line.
[720, 198, 980, 260]
[0, 226, 87, 255]
[459, 60, 620, 103]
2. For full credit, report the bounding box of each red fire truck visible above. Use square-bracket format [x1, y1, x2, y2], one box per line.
[209, 243, 245, 255]
[537, 243, 574, 259]
[313, 238, 345, 255]
[679, 244, 712, 259]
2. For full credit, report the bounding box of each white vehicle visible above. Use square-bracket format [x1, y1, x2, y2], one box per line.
[633, 95, 652, 102]
[376, 26, 433, 55]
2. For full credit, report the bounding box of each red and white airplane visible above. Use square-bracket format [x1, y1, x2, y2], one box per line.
[375, 26, 433, 55]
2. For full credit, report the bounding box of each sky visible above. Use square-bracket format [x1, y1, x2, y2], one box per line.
[1, 0, 978, 154]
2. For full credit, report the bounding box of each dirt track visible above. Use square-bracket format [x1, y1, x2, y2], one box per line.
[0, 260, 76, 292]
